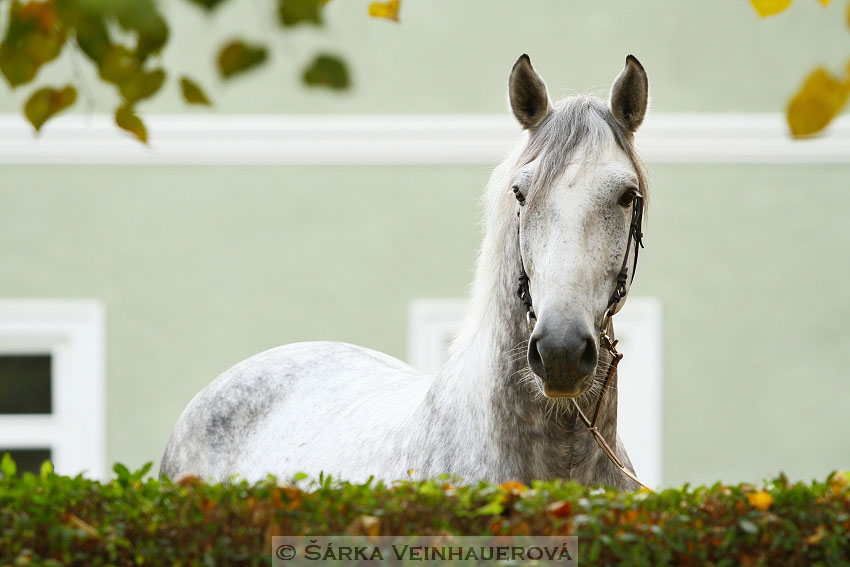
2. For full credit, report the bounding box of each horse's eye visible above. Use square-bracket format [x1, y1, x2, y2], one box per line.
[618, 189, 637, 207]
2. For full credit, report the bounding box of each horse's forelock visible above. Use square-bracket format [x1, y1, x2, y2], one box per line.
[516, 96, 649, 213]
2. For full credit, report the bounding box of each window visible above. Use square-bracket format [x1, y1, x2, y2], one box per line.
[0, 300, 105, 478]
[408, 297, 663, 488]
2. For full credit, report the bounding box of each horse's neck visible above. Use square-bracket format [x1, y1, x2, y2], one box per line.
[425, 212, 621, 483]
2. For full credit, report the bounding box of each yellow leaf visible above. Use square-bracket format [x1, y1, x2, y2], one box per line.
[747, 490, 773, 511]
[368, 0, 400, 21]
[847, 0, 850, 30]
[828, 470, 849, 494]
[815, 0, 831, 5]
[805, 526, 828, 544]
[750, 0, 793, 16]
[499, 480, 528, 494]
[787, 67, 849, 137]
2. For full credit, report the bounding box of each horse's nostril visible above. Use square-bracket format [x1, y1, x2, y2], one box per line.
[578, 337, 598, 376]
[527, 337, 546, 379]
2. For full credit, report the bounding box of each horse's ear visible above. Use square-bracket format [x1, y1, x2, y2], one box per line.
[609, 55, 649, 133]
[509, 54, 551, 130]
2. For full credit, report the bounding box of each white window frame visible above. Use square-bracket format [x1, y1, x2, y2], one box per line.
[408, 297, 663, 488]
[0, 300, 106, 479]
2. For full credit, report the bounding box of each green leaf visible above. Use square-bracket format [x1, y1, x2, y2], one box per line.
[184, 0, 229, 11]
[138, 461, 153, 478]
[58, 5, 110, 63]
[0, 0, 67, 87]
[98, 45, 139, 84]
[217, 40, 268, 79]
[113, 462, 131, 479]
[179, 76, 212, 105]
[119, 68, 166, 104]
[114, 0, 169, 62]
[1, 453, 16, 477]
[302, 54, 350, 90]
[39, 460, 53, 479]
[277, 0, 323, 27]
[24, 84, 77, 131]
[115, 105, 148, 143]
[474, 500, 504, 516]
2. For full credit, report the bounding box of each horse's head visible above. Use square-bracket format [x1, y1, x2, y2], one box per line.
[509, 54, 649, 399]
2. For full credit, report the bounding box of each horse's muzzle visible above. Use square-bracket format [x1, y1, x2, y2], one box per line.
[527, 321, 598, 397]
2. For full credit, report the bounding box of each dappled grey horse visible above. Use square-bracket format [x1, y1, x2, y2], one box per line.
[161, 54, 650, 490]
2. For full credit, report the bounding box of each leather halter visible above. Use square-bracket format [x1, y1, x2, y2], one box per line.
[515, 189, 650, 490]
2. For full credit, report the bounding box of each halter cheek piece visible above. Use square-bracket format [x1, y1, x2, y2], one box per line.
[514, 187, 649, 490]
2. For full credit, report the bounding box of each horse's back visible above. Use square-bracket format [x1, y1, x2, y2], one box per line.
[160, 341, 427, 482]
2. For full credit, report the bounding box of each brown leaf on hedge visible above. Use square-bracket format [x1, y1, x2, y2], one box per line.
[68, 514, 100, 539]
[0, 0, 67, 87]
[278, 0, 323, 27]
[175, 473, 201, 486]
[805, 525, 828, 544]
[217, 40, 268, 79]
[546, 500, 572, 519]
[115, 105, 147, 143]
[368, 0, 400, 21]
[787, 66, 849, 137]
[180, 76, 212, 105]
[750, 0, 793, 16]
[302, 54, 349, 90]
[346, 515, 381, 537]
[24, 84, 76, 131]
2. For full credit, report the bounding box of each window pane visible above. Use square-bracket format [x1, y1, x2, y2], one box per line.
[0, 448, 51, 476]
[0, 355, 52, 414]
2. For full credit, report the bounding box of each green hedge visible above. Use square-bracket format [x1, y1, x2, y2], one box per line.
[1, 454, 849, 566]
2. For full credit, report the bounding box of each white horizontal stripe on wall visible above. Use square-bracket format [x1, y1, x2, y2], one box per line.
[0, 113, 848, 165]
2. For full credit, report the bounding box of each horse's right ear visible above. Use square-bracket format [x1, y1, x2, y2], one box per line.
[509, 54, 551, 130]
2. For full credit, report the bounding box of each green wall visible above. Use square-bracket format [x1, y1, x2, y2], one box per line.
[1, 163, 849, 486]
[1, 0, 848, 115]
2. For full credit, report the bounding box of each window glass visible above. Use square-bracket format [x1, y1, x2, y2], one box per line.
[0, 355, 52, 414]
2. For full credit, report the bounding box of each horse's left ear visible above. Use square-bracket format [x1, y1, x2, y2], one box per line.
[609, 55, 649, 133]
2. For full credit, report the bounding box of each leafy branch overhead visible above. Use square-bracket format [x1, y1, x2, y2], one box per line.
[0, 0, 402, 141]
[751, 0, 850, 136]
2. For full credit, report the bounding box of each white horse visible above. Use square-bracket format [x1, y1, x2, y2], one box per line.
[161, 54, 650, 490]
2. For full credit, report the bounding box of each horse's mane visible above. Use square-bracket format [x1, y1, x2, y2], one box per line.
[450, 95, 648, 354]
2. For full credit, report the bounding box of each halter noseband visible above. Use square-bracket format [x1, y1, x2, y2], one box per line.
[514, 186, 649, 490]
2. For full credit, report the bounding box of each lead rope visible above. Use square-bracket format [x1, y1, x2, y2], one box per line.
[515, 193, 651, 491]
